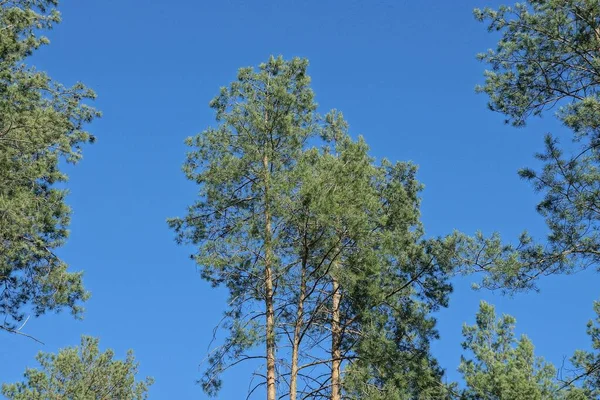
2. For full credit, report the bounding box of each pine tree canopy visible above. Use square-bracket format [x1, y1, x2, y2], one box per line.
[0, 0, 99, 333]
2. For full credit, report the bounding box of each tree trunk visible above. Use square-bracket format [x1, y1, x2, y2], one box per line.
[263, 154, 277, 400]
[289, 253, 307, 400]
[331, 274, 341, 400]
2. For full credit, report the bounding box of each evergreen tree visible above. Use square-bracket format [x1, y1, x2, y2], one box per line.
[170, 58, 459, 399]
[2, 336, 153, 399]
[459, 302, 592, 400]
[330, 137, 457, 400]
[272, 117, 457, 400]
[168, 56, 317, 400]
[459, 302, 562, 399]
[460, 0, 600, 292]
[458, 1, 600, 393]
[0, 0, 99, 335]
[569, 300, 600, 398]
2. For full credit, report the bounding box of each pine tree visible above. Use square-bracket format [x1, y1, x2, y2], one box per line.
[168, 56, 317, 400]
[461, 0, 600, 292]
[459, 1, 600, 392]
[569, 300, 600, 398]
[253, 117, 457, 400]
[0, 0, 99, 335]
[170, 58, 459, 399]
[459, 302, 590, 400]
[2, 336, 153, 399]
[459, 302, 560, 399]
[326, 136, 457, 400]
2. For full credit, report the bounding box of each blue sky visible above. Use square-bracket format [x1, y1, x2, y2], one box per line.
[1, 0, 598, 398]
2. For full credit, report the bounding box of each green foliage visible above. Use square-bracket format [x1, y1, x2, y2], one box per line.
[458, 302, 599, 399]
[0, 0, 99, 331]
[459, 302, 561, 399]
[474, 0, 600, 127]
[2, 336, 153, 399]
[462, 0, 600, 292]
[290, 131, 458, 399]
[570, 300, 600, 397]
[331, 147, 458, 399]
[170, 57, 460, 398]
[458, 301, 600, 399]
[168, 56, 317, 396]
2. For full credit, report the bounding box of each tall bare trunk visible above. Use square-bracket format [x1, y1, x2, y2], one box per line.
[265, 263, 276, 400]
[331, 274, 341, 400]
[289, 250, 307, 400]
[263, 154, 276, 400]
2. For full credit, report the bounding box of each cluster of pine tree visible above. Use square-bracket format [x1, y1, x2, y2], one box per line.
[2, 0, 600, 399]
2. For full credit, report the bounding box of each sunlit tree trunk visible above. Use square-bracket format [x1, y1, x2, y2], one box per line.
[331, 273, 341, 400]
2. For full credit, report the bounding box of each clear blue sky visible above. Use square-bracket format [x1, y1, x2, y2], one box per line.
[1, 0, 598, 398]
